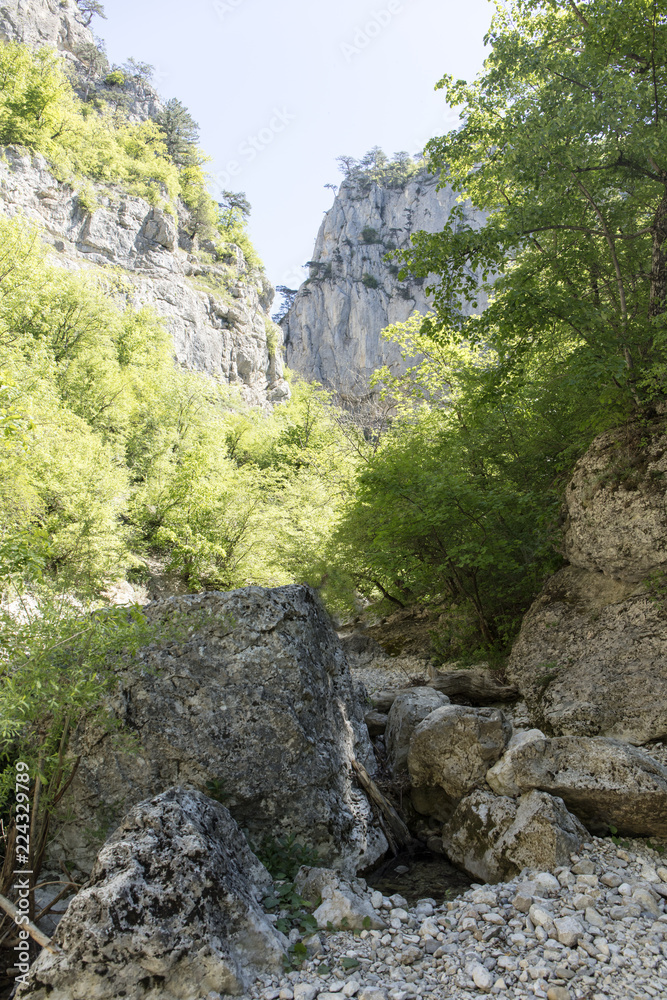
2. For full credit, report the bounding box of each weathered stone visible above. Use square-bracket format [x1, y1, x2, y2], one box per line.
[294, 867, 385, 930]
[16, 788, 287, 999]
[507, 564, 667, 743]
[408, 704, 511, 821]
[486, 734, 667, 837]
[385, 687, 449, 774]
[364, 709, 389, 736]
[563, 420, 667, 583]
[52, 586, 387, 875]
[442, 788, 586, 883]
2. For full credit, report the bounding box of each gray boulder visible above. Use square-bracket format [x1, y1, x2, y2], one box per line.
[442, 788, 586, 883]
[16, 788, 287, 1000]
[385, 687, 450, 774]
[486, 734, 667, 836]
[294, 867, 386, 931]
[507, 564, 667, 744]
[52, 586, 387, 875]
[407, 705, 511, 821]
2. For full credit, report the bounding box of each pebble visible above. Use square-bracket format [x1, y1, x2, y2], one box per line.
[233, 834, 667, 1000]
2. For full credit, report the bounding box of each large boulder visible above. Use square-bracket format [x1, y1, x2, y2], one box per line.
[442, 788, 586, 883]
[486, 734, 667, 837]
[385, 687, 450, 774]
[16, 788, 287, 1000]
[52, 586, 387, 875]
[507, 565, 667, 743]
[407, 705, 511, 821]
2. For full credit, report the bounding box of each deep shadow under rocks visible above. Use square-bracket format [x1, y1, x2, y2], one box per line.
[361, 846, 474, 905]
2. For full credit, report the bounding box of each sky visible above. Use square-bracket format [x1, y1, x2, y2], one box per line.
[99, 0, 494, 291]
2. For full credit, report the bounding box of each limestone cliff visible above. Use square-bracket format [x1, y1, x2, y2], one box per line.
[0, 0, 289, 407]
[0, 0, 92, 60]
[281, 169, 484, 396]
[508, 416, 667, 745]
[0, 147, 289, 405]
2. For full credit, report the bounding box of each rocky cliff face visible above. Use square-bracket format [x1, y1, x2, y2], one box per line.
[0, 0, 91, 60]
[0, 146, 289, 406]
[0, 2, 288, 407]
[508, 416, 667, 745]
[281, 170, 483, 396]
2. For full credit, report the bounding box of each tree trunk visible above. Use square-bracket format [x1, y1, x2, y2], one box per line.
[649, 186, 667, 320]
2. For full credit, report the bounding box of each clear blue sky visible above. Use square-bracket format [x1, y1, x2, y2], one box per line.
[99, 0, 493, 289]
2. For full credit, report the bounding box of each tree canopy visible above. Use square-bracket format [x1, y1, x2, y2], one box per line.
[400, 0, 667, 415]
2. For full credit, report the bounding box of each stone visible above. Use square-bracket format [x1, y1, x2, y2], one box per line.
[442, 788, 586, 883]
[547, 988, 571, 1000]
[408, 704, 511, 821]
[364, 710, 389, 736]
[385, 687, 449, 774]
[632, 887, 661, 916]
[554, 916, 584, 947]
[470, 962, 494, 991]
[52, 586, 387, 875]
[507, 565, 667, 744]
[294, 867, 386, 931]
[15, 788, 287, 999]
[486, 733, 667, 837]
[293, 988, 318, 1000]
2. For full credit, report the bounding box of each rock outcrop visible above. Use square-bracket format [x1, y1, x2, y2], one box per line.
[51, 585, 387, 876]
[486, 734, 667, 837]
[442, 788, 586, 884]
[408, 705, 512, 821]
[508, 417, 667, 744]
[0, 0, 92, 61]
[17, 787, 287, 1000]
[281, 170, 484, 398]
[385, 687, 449, 775]
[0, 146, 289, 406]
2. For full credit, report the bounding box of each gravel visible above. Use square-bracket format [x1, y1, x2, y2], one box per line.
[212, 835, 667, 1000]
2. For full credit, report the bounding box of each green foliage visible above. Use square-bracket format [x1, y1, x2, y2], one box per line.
[362, 273, 379, 289]
[104, 70, 125, 86]
[253, 833, 321, 881]
[336, 148, 421, 189]
[155, 97, 200, 168]
[360, 226, 381, 244]
[398, 0, 667, 414]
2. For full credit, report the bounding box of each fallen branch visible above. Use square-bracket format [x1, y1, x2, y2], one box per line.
[351, 758, 412, 852]
[427, 664, 519, 703]
[0, 893, 61, 954]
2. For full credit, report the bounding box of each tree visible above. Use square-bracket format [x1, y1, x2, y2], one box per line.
[218, 190, 251, 219]
[74, 41, 108, 101]
[155, 98, 200, 167]
[400, 0, 667, 413]
[75, 0, 106, 26]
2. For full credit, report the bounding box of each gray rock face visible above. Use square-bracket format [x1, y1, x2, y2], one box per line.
[17, 787, 287, 1000]
[442, 788, 586, 884]
[563, 421, 667, 582]
[385, 687, 450, 775]
[281, 171, 484, 396]
[486, 734, 667, 837]
[0, 0, 93, 61]
[0, 146, 289, 407]
[507, 564, 667, 743]
[509, 418, 667, 744]
[407, 705, 511, 821]
[52, 585, 387, 876]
